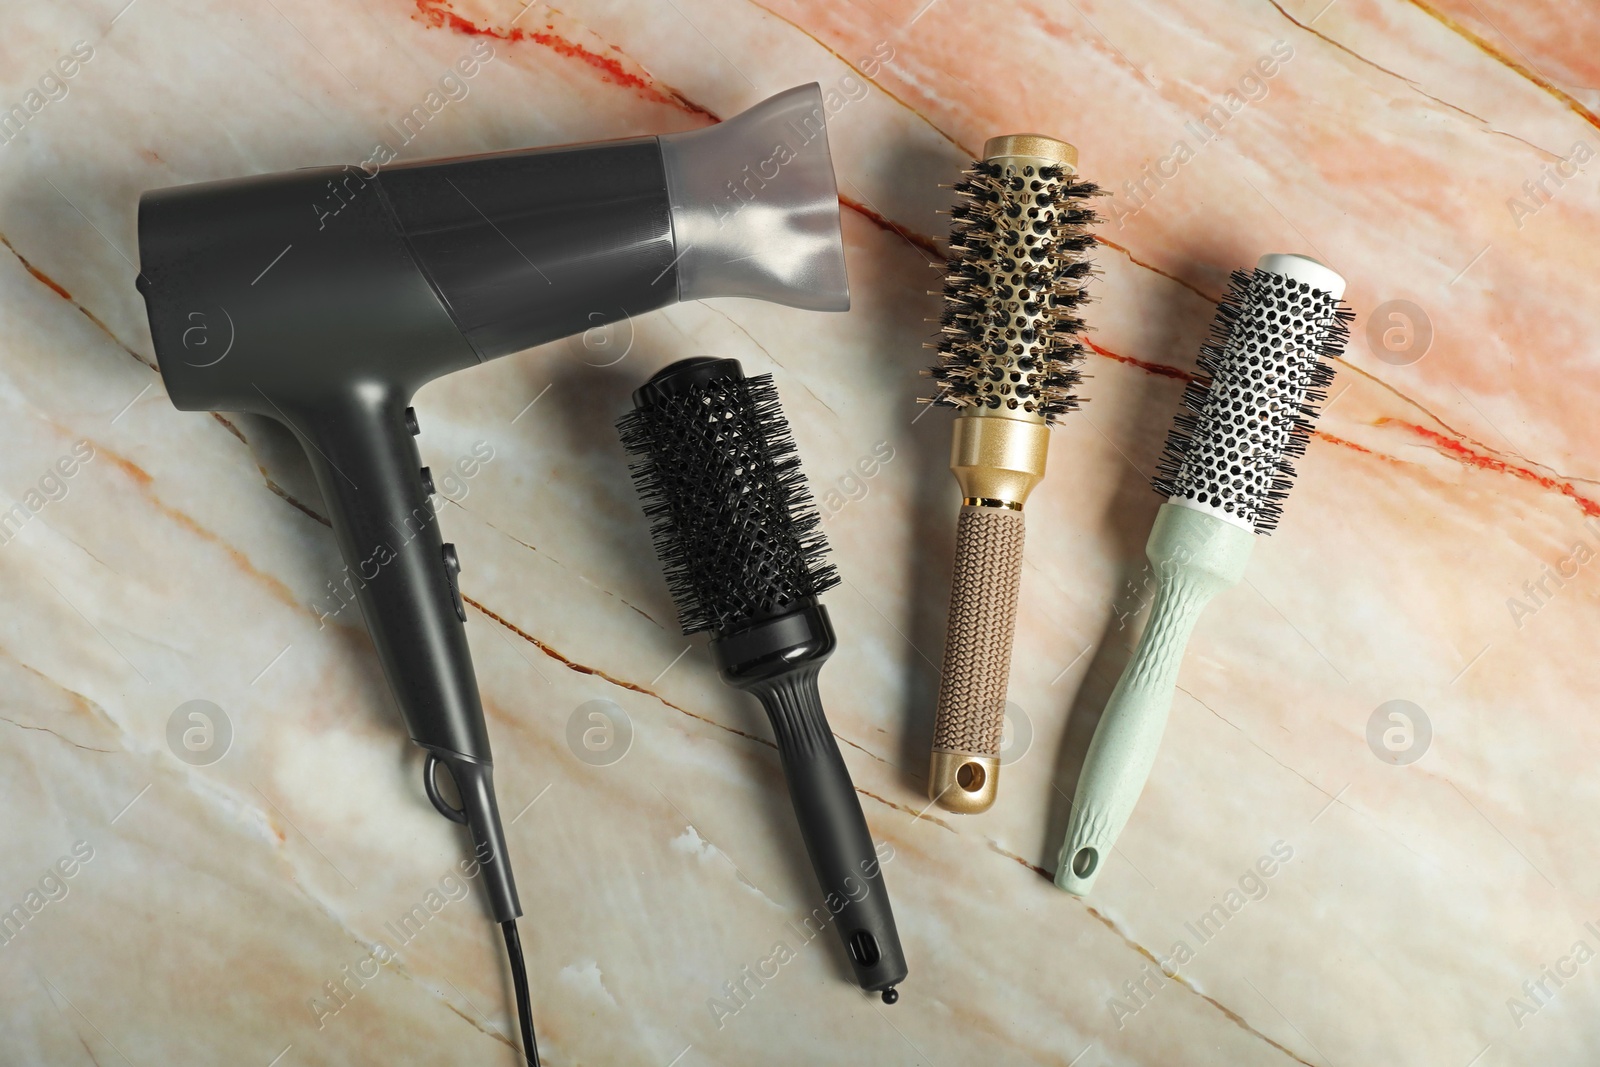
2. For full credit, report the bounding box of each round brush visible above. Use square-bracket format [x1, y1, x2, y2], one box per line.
[923, 134, 1102, 813]
[1055, 253, 1353, 896]
[617, 357, 908, 1000]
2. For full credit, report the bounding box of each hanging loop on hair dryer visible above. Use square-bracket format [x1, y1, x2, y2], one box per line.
[424, 752, 471, 824]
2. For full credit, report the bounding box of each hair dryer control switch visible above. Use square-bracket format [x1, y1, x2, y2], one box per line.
[442, 543, 466, 622]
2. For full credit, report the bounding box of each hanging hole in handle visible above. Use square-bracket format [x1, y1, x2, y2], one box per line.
[847, 929, 881, 967]
[956, 761, 986, 792]
[1072, 846, 1098, 879]
[424, 753, 470, 824]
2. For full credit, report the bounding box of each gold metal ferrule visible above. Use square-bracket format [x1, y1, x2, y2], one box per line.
[951, 411, 1050, 509]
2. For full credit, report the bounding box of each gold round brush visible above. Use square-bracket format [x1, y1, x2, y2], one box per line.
[923, 134, 1100, 813]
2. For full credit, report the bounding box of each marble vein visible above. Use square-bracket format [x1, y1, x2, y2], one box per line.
[2, 0, 1594, 1061]
[0, 234, 156, 371]
[1406, 0, 1600, 130]
[1265, 0, 1567, 158]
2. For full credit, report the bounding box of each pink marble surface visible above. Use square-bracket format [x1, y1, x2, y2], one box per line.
[0, 0, 1597, 1064]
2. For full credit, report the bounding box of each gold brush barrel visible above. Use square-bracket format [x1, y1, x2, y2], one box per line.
[927, 134, 1092, 813]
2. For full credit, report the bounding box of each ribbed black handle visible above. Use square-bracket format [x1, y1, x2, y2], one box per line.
[749, 666, 907, 994]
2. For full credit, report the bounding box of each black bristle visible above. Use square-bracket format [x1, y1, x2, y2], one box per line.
[1151, 267, 1355, 534]
[923, 152, 1103, 424]
[616, 372, 837, 636]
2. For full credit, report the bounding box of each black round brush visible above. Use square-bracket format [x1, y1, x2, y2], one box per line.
[617, 357, 908, 1000]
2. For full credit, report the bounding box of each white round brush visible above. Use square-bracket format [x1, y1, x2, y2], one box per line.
[1055, 253, 1352, 896]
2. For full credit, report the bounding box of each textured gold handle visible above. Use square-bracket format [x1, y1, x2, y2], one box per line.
[929, 504, 1026, 812]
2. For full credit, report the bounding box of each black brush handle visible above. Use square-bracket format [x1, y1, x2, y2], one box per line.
[755, 671, 907, 994]
[715, 606, 907, 996]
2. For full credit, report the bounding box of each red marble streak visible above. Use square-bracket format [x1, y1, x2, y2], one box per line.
[838, 194, 941, 260]
[1385, 419, 1600, 518]
[413, 0, 718, 120]
[1084, 338, 1192, 382]
[21, 260, 70, 301]
[1313, 430, 1386, 460]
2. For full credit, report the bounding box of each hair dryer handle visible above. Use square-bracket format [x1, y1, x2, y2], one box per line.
[283, 386, 520, 922]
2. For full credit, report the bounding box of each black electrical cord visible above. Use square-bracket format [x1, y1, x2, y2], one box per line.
[501, 919, 540, 1066]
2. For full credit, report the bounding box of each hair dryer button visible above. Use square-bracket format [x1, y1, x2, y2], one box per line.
[442, 543, 467, 621]
[405, 407, 420, 435]
[420, 466, 436, 496]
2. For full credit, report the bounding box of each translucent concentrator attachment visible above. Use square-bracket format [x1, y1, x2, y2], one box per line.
[659, 84, 851, 312]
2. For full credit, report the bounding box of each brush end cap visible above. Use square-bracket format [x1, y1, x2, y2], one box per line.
[1257, 252, 1346, 300]
[631, 356, 744, 408]
[982, 133, 1078, 170]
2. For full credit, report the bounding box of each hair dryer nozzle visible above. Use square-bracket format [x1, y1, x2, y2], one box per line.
[660, 84, 850, 312]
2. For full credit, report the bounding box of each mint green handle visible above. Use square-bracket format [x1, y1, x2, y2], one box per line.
[1054, 503, 1255, 895]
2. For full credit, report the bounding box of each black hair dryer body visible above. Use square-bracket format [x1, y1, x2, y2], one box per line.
[135, 84, 851, 922]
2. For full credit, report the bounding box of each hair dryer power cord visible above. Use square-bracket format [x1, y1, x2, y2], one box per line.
[501, 919, 540, 1066]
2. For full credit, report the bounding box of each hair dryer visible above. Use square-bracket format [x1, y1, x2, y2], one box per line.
[133, 82, 850, 1057]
